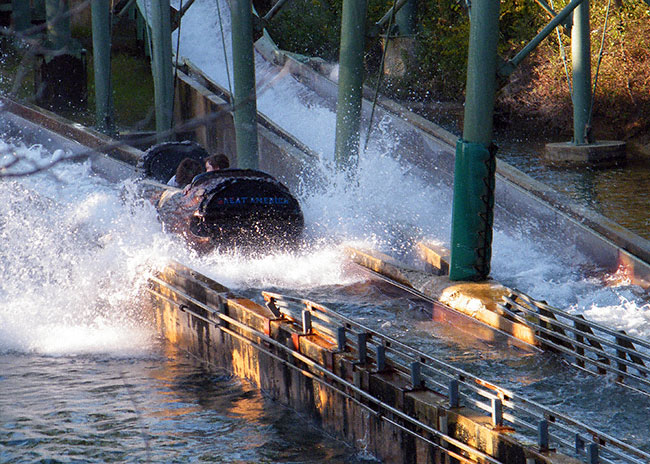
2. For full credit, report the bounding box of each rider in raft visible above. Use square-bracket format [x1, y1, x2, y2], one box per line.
[142, 142, 304, 252]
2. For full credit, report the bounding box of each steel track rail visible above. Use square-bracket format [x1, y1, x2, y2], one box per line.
[498, 299, 649, 367]
[150, 263, 650, 463]
[145, 284, 504, 464]
[511, 290, 650, 352]
[498, 299, 650, 393]
[261, 274, 650, 464]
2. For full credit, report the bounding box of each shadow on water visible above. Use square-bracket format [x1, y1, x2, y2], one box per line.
[498, 138, 650, 241]
[0, 341, 376, 463]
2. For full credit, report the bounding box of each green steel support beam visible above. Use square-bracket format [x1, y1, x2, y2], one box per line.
[45, 0, 71, 50]
[533, 0, 573, 32]
[377, 0, 408, 28]
[116, 0, 137, 17]
[230, 0, 259, 169]
[150, 0, 174, 141]
[334, 0, 368, 170]
[449, 0, 500, 282]
[262, 0, 291, 23]
[91, 0, 115, 134]
[395, 0, 416, 37]
[572, 0, 591, 145]
[502, 0, 584, 75]
[12, 0, 31, 34]
[178, 0, 198, 19]
[534, 0, 559, 18]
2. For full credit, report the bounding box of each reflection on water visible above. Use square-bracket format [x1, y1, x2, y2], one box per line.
[498, 142, 650, 241]
[0, 342, 372, 463]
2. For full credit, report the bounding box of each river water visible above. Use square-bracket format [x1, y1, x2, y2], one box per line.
[1, 345, 373, 463]
[2, 112, 650, 462]
[498, 140, 650, 241]
[1, 0, 650, 460]
[0, 141, 378, 463]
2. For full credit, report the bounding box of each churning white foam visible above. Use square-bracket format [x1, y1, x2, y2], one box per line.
[173, 0, 650, 338]
[0, 142, 174, 355]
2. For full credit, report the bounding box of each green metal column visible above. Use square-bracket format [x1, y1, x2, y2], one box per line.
[12, 0, 31, 34]
[334, 0, 368, 170]
[571, 0, 591, 145]
[449, 0, 500, 282]
[45, 0, 71, 50]
[230, 0, 259, 169]
[91, 0, 115, 134]
[395, 0, 416, 36]
[150, 0, 174, 141]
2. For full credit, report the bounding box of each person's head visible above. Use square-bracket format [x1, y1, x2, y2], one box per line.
[175, 158, 204, 186]
[205, 153, 230, 172]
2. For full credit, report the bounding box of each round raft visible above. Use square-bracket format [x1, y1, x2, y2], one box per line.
[141, 140, 209, 182]
[141, 143, 304, 251]
[185, 169, 304, 250]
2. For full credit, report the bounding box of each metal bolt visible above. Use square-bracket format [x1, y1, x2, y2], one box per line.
[357, 332, 367, 363]
[376, 344, 386, 371]
[411, 361, 422, 388]
[353, 369, 362, 387]
[587, 443, 599, 464]
[439, 415, 449, 449]
[538, 420, 549, 451]
[449, 379, 459, 408]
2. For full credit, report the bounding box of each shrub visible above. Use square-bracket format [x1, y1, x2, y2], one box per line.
[265, 0, 650, 139]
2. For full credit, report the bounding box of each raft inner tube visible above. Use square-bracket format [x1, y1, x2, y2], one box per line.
[187, 169, 304, 248]
[141, 141, 209, 182]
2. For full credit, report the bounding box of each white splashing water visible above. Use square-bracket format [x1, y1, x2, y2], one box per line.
[0, 142, 175, 355]
[172, 0, 650, 337]
[0, 141, 367, 355]
[2, 0, 649, 358]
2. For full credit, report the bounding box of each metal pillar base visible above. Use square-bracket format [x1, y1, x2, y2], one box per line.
[544, 141, 626, 166]
[449, 139, 496, 282]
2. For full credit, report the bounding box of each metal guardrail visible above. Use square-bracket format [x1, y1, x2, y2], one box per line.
[146, 271, 502, 464]
[500, 289, 650, 397]
[263, 291, 650, 464]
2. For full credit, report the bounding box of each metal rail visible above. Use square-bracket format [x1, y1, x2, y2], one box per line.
[361, 265, 650, 412]
[145, 280, 503, 464]
[500, 289, 650, 397]
[352, 266, 541, 352]
[262, 291, 650, 464]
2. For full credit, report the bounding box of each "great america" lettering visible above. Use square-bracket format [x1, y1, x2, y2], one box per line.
[215, 196, 290, 206]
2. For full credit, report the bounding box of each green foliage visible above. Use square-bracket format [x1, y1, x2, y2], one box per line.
[0, 40, 35, 101]
[413, 0, 470, 100]
[267, 0, 545, 101]
[266, 0, 650, 137]
[498, 0, 650, 138]
[265, 0, 388, 61]
[110, 54, 155, 130]
[265, 0, 341, 61]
